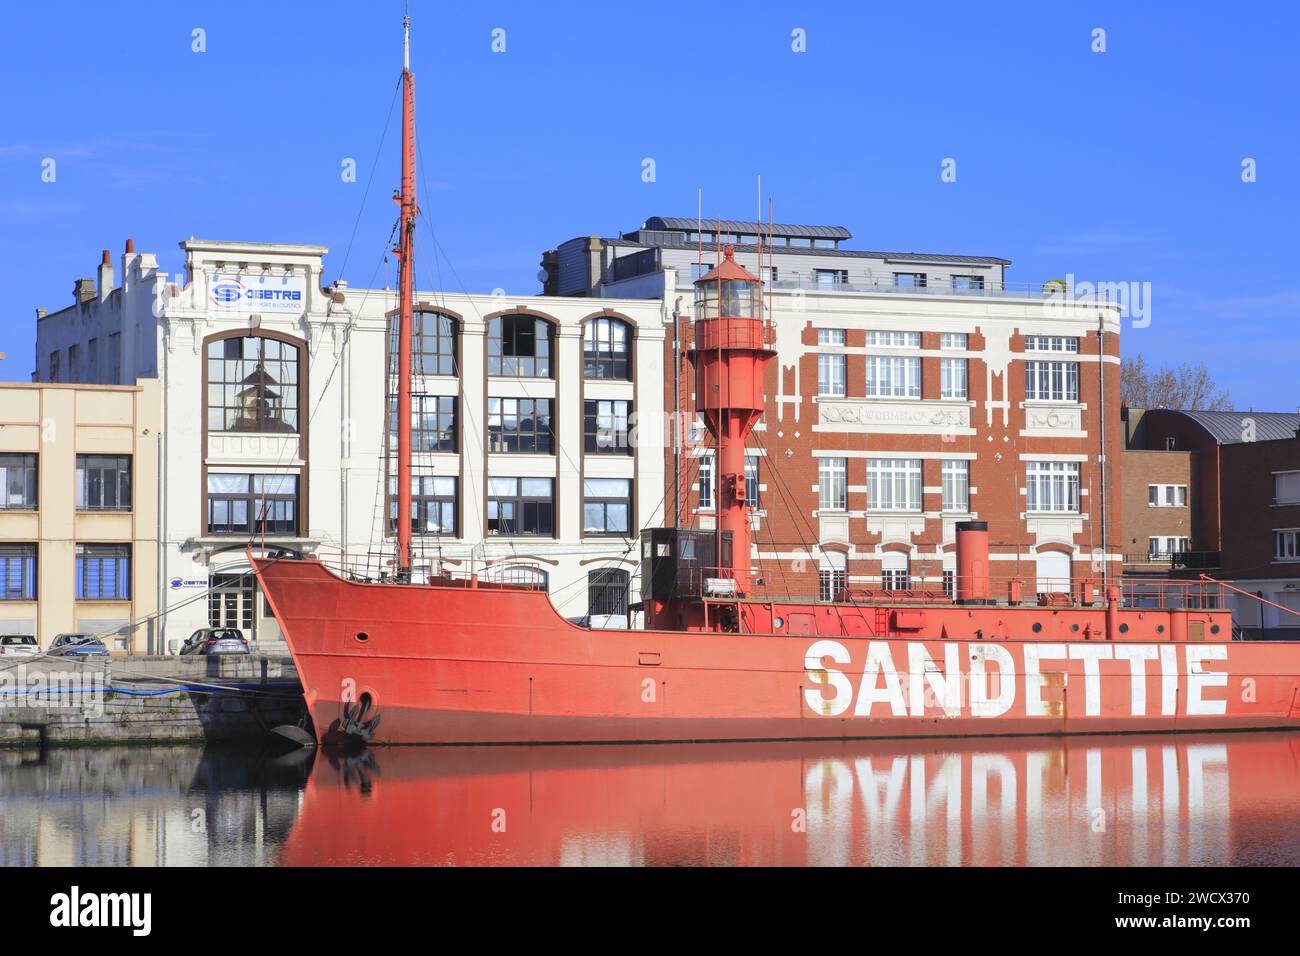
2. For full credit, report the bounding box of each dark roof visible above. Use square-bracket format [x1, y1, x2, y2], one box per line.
[643, 216, 851, 241]
[1166, 409, 1300, 444]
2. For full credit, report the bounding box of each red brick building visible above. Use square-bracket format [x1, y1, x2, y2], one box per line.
[1126, 407, 1300, 637]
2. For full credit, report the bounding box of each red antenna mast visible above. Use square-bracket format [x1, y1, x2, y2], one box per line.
[394, 13, 417, 577]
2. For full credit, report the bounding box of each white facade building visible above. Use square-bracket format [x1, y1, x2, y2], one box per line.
[36, 239, 666, 651]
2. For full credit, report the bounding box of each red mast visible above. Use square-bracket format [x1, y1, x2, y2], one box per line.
[689, 247, 775, 593]
[394, 14, 417, 576]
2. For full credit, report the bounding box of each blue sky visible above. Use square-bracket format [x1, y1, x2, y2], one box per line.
[1, 1, 1296, 407]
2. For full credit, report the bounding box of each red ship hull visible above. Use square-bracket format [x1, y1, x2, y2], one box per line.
[252, 556, 1300, 746]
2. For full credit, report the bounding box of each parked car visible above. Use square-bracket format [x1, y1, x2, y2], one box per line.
[0, 635, 39, 657]
[179, 628, 250, 656]
[47, 633, 110, 657]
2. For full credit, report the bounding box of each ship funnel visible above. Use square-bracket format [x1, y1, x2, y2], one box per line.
[955, 520, 990, 605]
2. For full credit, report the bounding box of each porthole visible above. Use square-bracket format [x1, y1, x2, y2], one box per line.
[1156, 625, 1165, 634]
[1031, 622, 1043, 633]
[1118, 623, 1129, 634]
[356, 631, 370, 643]
[773, 617, 785, 630]
[1070, 624, 1080, 633]
[1210, 624, 1221, 635]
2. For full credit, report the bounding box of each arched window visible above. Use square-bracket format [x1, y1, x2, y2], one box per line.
[488, 314, 555, 378]
[583, 317, 631, 379]
[490, 564, 549, 591]
[1035, 550, 1071, 594]
[389, 311, 458, 376]
[206, 335, 300, 433]
[588, 568, 630, 627]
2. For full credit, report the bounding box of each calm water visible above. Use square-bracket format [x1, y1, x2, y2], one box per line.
[2, 733, 1297, 866]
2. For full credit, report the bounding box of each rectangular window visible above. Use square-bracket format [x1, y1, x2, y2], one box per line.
[1148, 483, 1188, 507]
[1026, 461, 1080, 513]
[0, 545, 37, 600]
[697, 453, 715, 510]
[815, 269, 848, 289]
[488, 398, 553, 454]
[868, 458, 922, 511]
[488, 477, 554, 536]
[865, 330, 921, 348]
[1274, 472, 1300, 505]
[818, 569, 847, 602]
[68, 344, 80, 380]
[1276, 530, 1300, 561]
[75, 544, 131, 600]
[760, 266, 779, 285]
[206, 473, 299, 536]
[1148, 536, 1189, 559]
[1024, 335, 1079, 353]
[865, 356, 921, 398]
[940, 358, 968, 399]
[951, 275, 984, 290]
[1025, 360, 1079, 402]
[49, 350, 60, 382]
[583, 318, 631, 380]
[892, 273, 927, 289]
[745, 455, 760, 509]
[584, 399, 632, 455]
[387, 395, 457, 453]
[819, 457, 847, 511]
[87, 338, 98, 381]
[817, 328, 846, 346]
[0, 454, 38, 510]
[940, 332, 968, 350]
[388, 475, 457, 536]
[583, 478, 632, 536]
[942, 460, 969, 512]
[76, 455, 132, 511]
[882, 567, 911, 591]
[107, 333, 120, 382]
[818, 353, 846, 397]
[942, 569, 956, 598]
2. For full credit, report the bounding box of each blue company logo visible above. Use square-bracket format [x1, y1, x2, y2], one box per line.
[169, 577, 205, 590]
[210, 278, 247, 307]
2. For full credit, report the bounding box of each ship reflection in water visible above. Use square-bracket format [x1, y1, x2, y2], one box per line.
[1, 735, 1296, 866]
[283, 733, 1300, 867]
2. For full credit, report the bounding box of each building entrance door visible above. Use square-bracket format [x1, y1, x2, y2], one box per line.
[209, 572, 256, 636]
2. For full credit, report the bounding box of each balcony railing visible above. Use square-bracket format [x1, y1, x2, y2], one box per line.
[676, 275, 1104, 301]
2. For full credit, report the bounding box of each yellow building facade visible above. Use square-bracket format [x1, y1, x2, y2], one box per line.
[0, 380, 159, 653]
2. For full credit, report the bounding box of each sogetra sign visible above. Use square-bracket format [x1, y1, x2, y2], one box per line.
[210, 274, 306, 316]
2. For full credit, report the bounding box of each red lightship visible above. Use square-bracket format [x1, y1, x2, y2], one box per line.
[252, 17, 1300, 748]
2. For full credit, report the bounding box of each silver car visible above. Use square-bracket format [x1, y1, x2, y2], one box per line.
[0, 635, 39, 657]
[179, 628, 250, 656]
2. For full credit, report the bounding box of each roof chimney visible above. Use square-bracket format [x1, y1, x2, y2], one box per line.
[74, 278, 96, 303]
[98, 249, 114, 301]
[125, 238, 134, 254]
[35, 308, 47, 320]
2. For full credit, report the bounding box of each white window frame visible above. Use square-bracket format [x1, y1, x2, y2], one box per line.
[940, 357, 968, 399]
[941, 460, 969, 513]
[1275, 529, 1300, 562]
[865, 355, 921, 399]
[1148, 536, 1189, 559]
[818, 352, 846, 397]
[1026, 460, 1080, 514]
[1024, 335, 1079, 353]
[865, 330, 921, 348]
[1148, 483, 1188, 507]
[818, 457, 847, 512]
[1274, 471, 1300, 506]
[817, 328, 846, 346]
[940, 332, 968, 350]
[867, 458, 922, 512]
[1025, 360, 1079, 402]
[697, 452, 714, 511]
[818, 551, 846, 602]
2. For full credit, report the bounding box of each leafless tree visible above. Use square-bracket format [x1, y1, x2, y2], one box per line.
[1120, 354, 1231, 410]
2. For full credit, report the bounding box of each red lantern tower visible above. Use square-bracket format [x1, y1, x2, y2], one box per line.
[689, 247, 775, 595]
